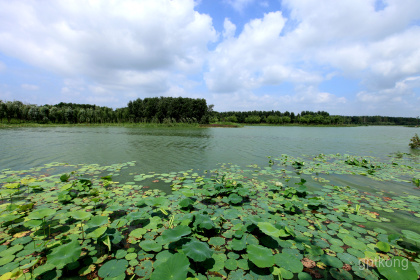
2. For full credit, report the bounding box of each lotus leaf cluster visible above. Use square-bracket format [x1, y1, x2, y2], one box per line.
[0, 154, 419, 279]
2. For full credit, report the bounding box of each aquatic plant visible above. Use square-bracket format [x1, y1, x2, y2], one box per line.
[0, 155, 419, 279]
[409, 133, 420, 148]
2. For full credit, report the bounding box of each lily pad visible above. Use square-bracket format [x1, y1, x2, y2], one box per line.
[98, 259, 128, 279]
[86, 216, 109, 228]
[161, 225, 191, 243]
[47, 241, 81, 269]
[150, 253, 189, 280]
[274, 253, 303, 273]
[28, 208, 56, 220]
[377, 256, 418, 280]
[182, 239, 213, 262]
[247, 244, 274, 268]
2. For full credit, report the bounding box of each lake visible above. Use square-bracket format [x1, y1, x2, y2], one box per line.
[1, 126, 418, 172]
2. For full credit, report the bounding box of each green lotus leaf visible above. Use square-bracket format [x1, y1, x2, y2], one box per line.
[209, 237, 225, 247]
[180, 189, 195, 197]
[182, 239, 213, 262]
[161, 225, 191, 243]
[0, 245, 23, 258]
[306, 245, 324, 256]
[150, 253, 189, 280]
[330, 268, 353, 280]
[98, 259, 128, 279]
[33, 263, 55, 278]
[401, 230, 420, 244]
[230, 237, 247, 251]
[28, 208, 56, 220]
[194, 214, 215, 230]
[0, 255, 14, 266]
[377, 256, 418, 280]
[348, 214, 367, 223]
[145, 197, 167, 207]
[125, 253, 137, 260]
[319, 255, 343, 268]
[225, 258, 238, 270]
[115, 249, 127, 259]
[71, 211, 92, 220]
[228, 193, 242, 204]
[129, 228, 147, 239]
[139, 240, 162, 252]
[257, 222, 288, 238]
[86, 215, 109, 228]
[376, 241, 391, 252]
[60, 174, 70, 182]
[86, 226, 107, 239]
[247, 244, 274, 268]
[47, 241, 81, 269]
[126, 211, 147, 221]
[274, 253, 303, 273]
[179, 198, 194, 208]
[0, 214, 22, 224]
[154, 251, 174, 267]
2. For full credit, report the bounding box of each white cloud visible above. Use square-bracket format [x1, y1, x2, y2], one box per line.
[0, 0, 217, 100]
[21, 84, 39, 91]
[223, 18, 236, 39]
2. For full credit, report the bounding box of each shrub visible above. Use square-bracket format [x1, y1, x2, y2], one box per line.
[409, 133, 420, 149]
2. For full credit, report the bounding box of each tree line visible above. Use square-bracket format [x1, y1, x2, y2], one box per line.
[211, 110, 419, 125]
[0, 97, 209, 124]
[0, 98, 418, 126]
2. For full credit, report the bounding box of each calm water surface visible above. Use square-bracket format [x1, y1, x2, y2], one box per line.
[0, 126, 418, 172]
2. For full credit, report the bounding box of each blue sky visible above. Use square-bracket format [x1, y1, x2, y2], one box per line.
[0, 0, 419, 116]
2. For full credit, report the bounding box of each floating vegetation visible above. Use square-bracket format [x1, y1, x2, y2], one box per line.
[0, 154, 419, 279]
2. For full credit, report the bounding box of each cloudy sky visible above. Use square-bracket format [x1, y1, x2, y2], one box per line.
[0, 0, 419, 116]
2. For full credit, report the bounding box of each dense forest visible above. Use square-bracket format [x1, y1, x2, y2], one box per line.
[0, 98, 418, 126]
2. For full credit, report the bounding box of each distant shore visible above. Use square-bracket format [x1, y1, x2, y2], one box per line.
[1, 122, 418, 129]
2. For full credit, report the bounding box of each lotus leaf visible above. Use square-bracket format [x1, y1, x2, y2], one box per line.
[86, 215, 109, 228]
[319, 255, 343, 268]
[71, 211, 92, 220]
[257, 222, 289, 238]
[247, 244, 274, 268]
[150, 253, 189, 280]
[0, 255, 14, 266]
[87, 226, 107, 239]
[47, 241, 81, 269]
[376, 241, 391, 252]
[209, 237, 225, 247]
[194, 214, 215, 230]
[401, 230, 420, 244]
[274, 253, 303, 273]
[182, 239, 213, 262]
[228, 193, 242, 204]
[225, 258, 238, 270]
[161, 225, 191, 243]
[98, 259, 128, 279]
[139, 240, 162, 252]
[126, 211, 147, 221]
[60, 174, 70, 182]
[179, 198, 194, 208]
[230, 237, 247, 251]
[115, 249, 127, 259]
[129, 228, 147, 239]
[28, 208, 56, 220]
[377, 256, 418, 280]
[330, 268, 353, 280]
